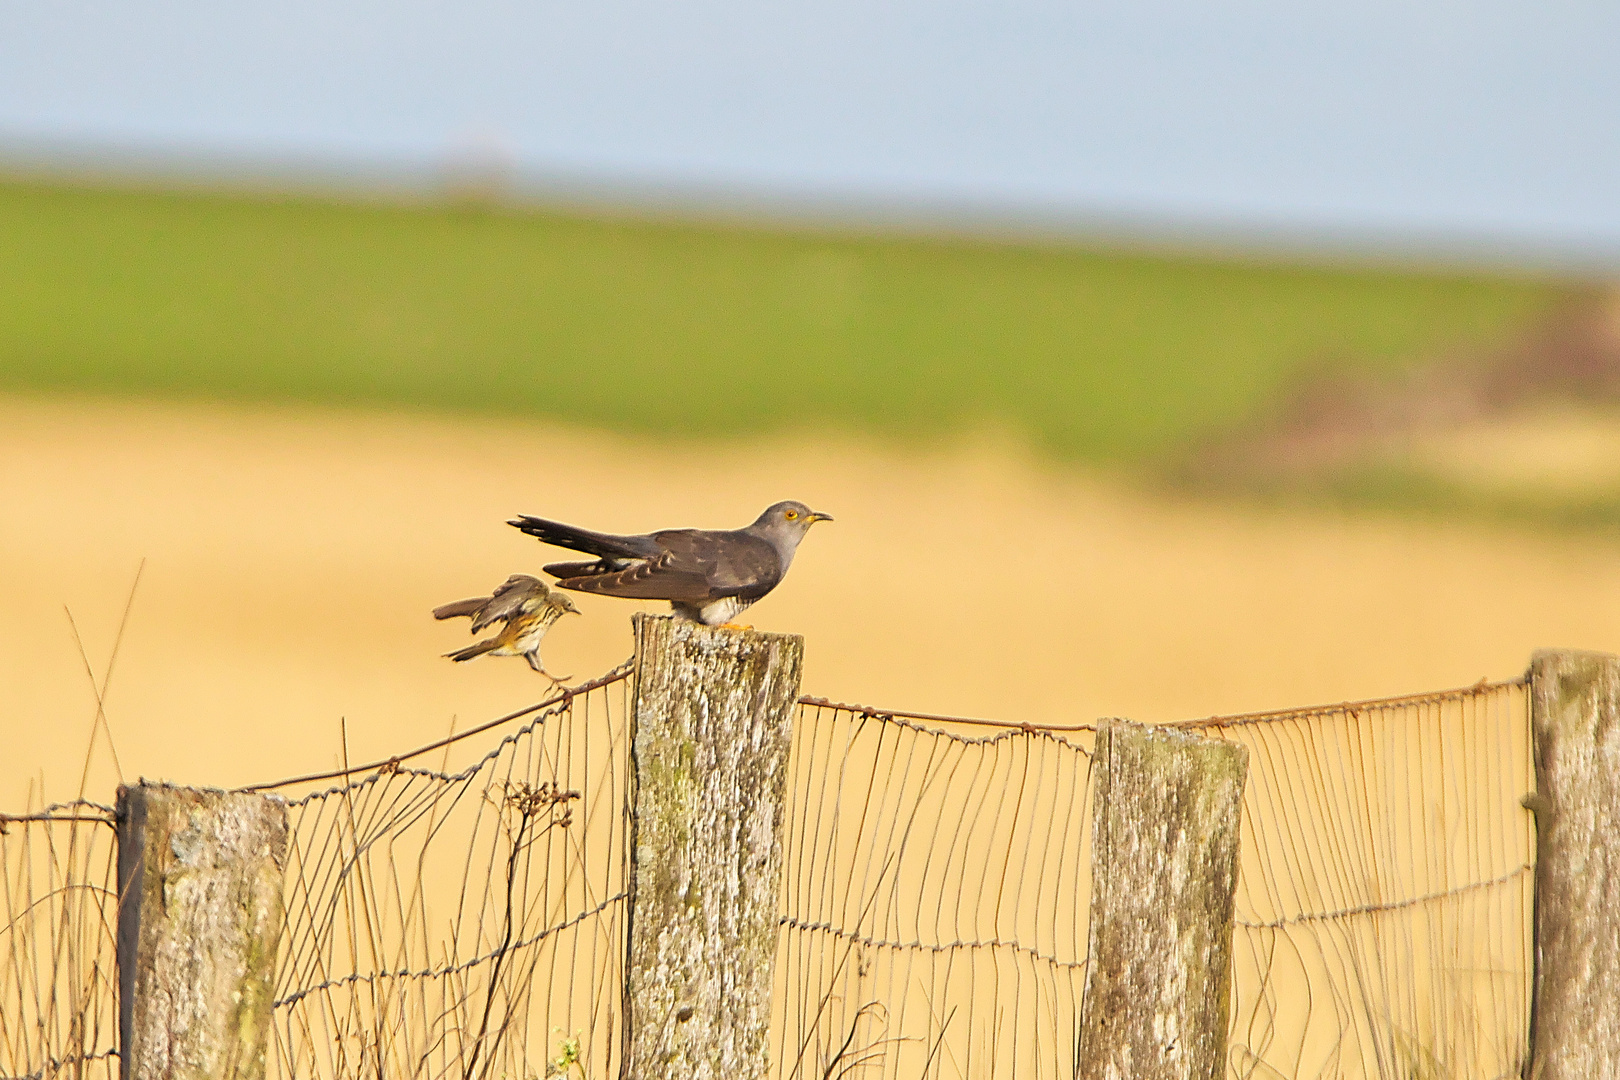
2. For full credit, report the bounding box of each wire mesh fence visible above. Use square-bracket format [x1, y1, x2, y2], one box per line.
[0, 801, 121, 1080]
[773, 703, 1096, 1080]
[1184, 680, 1535, 1080]
[0, 657, 1535, 1080]
[259, 667, 634, 1080]
[775, 677, 1533, 1080]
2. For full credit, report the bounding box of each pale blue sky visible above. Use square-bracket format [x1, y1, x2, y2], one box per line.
[2, 0, 1617, 257]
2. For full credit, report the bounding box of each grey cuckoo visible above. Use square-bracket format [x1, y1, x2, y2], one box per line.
[507, 500, 833, 626]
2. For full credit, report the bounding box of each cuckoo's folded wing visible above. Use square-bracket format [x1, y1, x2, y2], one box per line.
[508, 516, 664, 559]
[554, 551, 716, 601]
[550, 526, 783, 602]
[652, 529, 783, 600]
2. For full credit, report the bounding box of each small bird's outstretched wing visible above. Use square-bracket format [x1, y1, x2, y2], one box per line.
[432, 575, 553, 630]
[432, 596, 486, 621]
[466, 574, 547, 633]
[508, 516, 664, 560]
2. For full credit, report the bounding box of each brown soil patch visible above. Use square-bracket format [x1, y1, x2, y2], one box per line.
[1189, 286, 1620, 484]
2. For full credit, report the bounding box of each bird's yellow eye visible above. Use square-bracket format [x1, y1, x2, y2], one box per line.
[785, 509, 798, 520]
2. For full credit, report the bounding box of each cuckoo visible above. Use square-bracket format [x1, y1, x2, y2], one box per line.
[508, 500, 832, 626]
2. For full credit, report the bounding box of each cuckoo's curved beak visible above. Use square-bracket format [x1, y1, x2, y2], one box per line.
[808, 511, 834, 523]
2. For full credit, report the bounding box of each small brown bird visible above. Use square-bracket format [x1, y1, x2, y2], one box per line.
[432, 574, 580, 682]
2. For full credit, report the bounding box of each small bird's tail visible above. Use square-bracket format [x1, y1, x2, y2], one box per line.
[444, 639, 501, 662]
[432, 597, 486, 621]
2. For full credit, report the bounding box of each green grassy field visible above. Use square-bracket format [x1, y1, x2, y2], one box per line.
[0, 177, 1564, 462]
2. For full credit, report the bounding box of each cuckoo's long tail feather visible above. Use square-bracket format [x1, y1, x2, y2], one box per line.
[508, 516, 659, 559]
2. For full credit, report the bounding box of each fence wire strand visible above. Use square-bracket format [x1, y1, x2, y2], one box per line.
[773, 703, 1097, 1080]
[1187, 679, 1534, 1080]
[0, 800, 120, 1080]
[265, 668, 633, 1080]
[3, 662, 1534, 1080]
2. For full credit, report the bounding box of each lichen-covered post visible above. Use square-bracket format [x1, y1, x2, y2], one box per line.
[1077, 722, 1248, 1080]
[1527, 648, 1620, 1079]
[623, 613, 804, 1080]
[116, 782, 288, 1080]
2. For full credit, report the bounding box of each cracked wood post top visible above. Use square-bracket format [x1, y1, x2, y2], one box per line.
[1078, 721, 1248, 1080]
[623, 613, 804, 1080]
[117, 782, 287, 1080]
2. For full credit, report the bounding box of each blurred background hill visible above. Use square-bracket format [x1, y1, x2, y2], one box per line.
[3, 0, 1619, 805]
[0, 178, 1570, 463]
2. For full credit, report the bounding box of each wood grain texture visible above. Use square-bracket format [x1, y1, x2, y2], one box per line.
[116, 783, 287, 1080]
[1077, 722, 1247, 1080]
[1529, 648, 1620, 1079]
[624, 613, 804, 1080]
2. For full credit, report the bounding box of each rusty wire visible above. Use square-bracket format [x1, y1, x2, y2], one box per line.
[778, 678, 1534, 1080]
[239, 661, 633, 793]
[266, 673, 634, 1080]
[0, 798, 121, 1080]
[1186, 678, 1535, 1079]
[774, 699, 1097, 1080]
[3, 663, 1536, 1080]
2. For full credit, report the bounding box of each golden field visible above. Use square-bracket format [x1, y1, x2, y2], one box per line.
[3, 392, 1618, 809]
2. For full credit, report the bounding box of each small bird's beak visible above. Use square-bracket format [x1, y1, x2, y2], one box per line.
[809, 511, 834, 523]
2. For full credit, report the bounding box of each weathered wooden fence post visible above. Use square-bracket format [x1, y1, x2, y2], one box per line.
[1077, 721, 1248, 1080]
[116, 782, 288, 1080]
[622, 613, 804, 1080]
[1527, 648, 1620, 1079]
